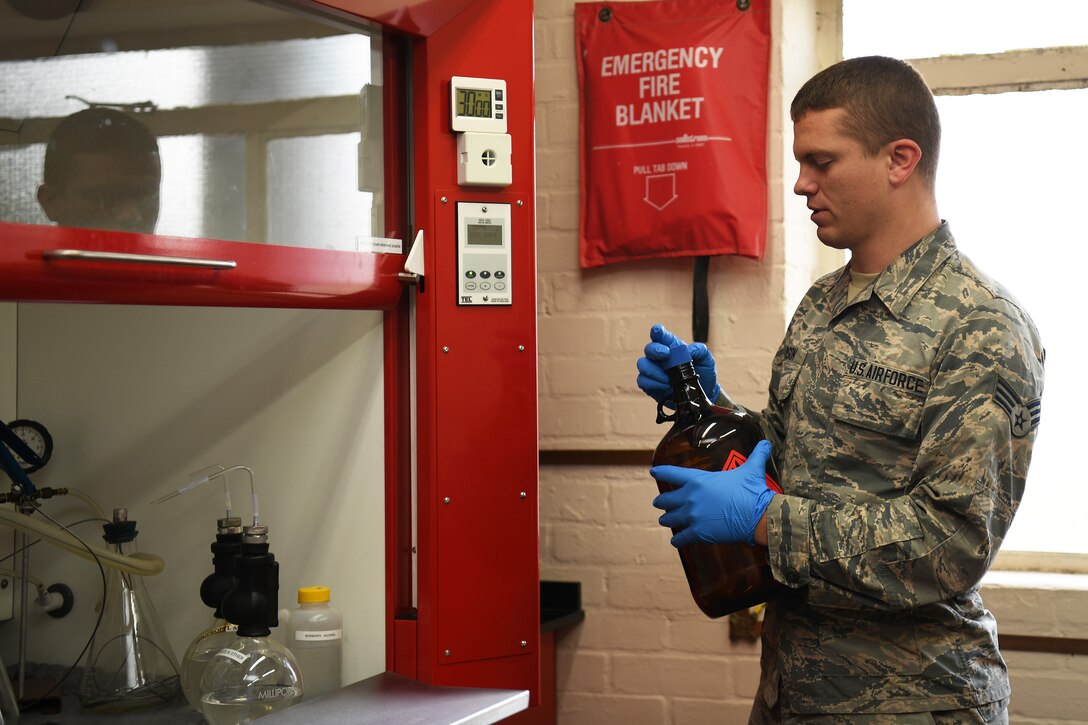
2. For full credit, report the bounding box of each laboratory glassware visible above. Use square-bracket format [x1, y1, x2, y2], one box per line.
[652, 345, 786, 618]
[200, 524, 301, 724]
[77, 509, 181, 711]
[285, 586, 342, 699]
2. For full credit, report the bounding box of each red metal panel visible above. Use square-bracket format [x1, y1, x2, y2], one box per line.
[309, 0, 478, 37]
[0, 222, 404, 309]
[433, 190, 537, 666]
[393, 618, 418, 678]
[504, 630, 557, 724]
[410, 0, 540, 701]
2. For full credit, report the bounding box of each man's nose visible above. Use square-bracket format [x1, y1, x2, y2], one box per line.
[793, 170, 814, 197]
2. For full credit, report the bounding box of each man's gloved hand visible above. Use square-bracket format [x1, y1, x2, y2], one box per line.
[636, 324, 720, 406]
[651, 440, 775, 547]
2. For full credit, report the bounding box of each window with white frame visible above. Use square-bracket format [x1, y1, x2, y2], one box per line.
[843, 1, 1088, 555]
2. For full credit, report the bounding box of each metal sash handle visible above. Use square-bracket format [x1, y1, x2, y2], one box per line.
[43, 248, 237, 270]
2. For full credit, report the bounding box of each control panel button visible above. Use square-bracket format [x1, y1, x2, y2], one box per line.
[465, 282, 477, 290]
[494, 270, 506, 279]
[480, 282, 491, 290]
[495, 282, 506, 291]
[465, 270, 477, 279]
[480, 271, 491, 279]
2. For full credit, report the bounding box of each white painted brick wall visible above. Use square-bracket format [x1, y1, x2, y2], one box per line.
[533, 0, 1088, 722]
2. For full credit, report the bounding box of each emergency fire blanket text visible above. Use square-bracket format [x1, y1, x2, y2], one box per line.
[576, 0, 770, 268]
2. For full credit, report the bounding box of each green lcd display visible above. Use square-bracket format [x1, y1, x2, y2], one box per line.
[456, 87, 492, 118]
[467, 223, 503, 246]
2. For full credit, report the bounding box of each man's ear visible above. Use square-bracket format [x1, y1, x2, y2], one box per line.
[37, 184, 62, 222]
[886, 139, 923, 187]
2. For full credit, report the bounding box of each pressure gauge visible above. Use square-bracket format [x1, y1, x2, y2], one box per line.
[6, 419, 53, 473]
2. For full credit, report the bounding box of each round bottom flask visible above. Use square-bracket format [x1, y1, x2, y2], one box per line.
[200, 636, 302, 724]
[180, 617, 238, 711]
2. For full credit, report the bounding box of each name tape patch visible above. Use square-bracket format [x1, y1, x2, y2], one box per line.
[845, 358, 929, 396]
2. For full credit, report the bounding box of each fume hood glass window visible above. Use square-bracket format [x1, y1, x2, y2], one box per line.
[843, 3, 1088, 555]
[0, 0, 384, 250]
[267, 134, 375, 252]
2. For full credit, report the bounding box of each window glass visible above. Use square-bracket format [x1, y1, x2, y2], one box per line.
[844, 0, 1088, 59]
[266, 134, 375, 251]
[934, 88, 1088, 553]
[843, 3, 1088, 554]
[0, 0, 383, 248]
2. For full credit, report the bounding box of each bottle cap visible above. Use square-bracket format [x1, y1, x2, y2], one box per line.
[665, 342, 692, 369]
[298, 586, 331, 603]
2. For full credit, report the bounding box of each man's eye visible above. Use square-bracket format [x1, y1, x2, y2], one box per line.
[814, 158, 832, 169]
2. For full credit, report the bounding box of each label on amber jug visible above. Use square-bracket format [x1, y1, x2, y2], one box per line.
[722, 450, 782, 494]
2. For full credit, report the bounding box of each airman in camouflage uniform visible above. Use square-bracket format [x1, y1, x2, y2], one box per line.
[752, 221, 1044, 721]
[640, 56, 1044, 724]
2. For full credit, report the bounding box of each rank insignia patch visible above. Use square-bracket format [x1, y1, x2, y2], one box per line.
[994, 377, 1041, 438]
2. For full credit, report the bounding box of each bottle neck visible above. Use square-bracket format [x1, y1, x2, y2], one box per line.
[110, 539, 136, 556]
[667, 362, 713, 422]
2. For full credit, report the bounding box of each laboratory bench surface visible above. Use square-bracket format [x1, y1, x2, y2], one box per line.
[14, 581, 582, 724]
[15, 670, 527, 725]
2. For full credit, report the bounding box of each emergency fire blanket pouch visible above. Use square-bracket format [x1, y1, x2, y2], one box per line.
[576, 0, 770, 268]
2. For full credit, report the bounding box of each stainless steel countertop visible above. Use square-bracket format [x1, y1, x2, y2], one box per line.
[260, 672, 529, 725]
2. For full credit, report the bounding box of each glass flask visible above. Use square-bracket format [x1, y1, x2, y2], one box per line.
[181, 517, 243, 711]
[182, 618, 238, 712]
[78, 508, 181, 711]
[199, 636, 302, 724]
[200, 524, 302, 724]
[652, 346, 786, 618]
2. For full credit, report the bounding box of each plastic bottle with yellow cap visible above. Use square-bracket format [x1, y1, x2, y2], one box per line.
[285, 586, 342, 699]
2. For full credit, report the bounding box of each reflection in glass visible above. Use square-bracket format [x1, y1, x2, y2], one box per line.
[36, 108, 162, 234]
[0, 0, 383, 249]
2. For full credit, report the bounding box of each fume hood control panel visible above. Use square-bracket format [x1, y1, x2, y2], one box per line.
[450, 76, 512, 188]
[456, 202, 511, 306]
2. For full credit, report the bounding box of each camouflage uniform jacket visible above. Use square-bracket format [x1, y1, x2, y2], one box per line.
[755, 223, 1045, 715]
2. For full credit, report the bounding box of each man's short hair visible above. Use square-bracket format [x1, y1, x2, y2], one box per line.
[791, 56, 941, 184]
[43, 107, 159, 188]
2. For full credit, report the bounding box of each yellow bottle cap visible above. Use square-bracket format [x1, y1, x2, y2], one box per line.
[298, 586, 331, 603]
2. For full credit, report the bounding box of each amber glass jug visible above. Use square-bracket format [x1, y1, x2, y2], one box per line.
[652, 345, 785, 618]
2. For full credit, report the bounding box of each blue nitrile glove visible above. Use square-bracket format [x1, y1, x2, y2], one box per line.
[651, 440, 775, 547]
[636, 324, 720, 406]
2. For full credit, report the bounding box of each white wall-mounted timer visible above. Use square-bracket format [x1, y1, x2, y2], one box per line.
[451, 76, 512, 188]
[450, 76, 507, 134]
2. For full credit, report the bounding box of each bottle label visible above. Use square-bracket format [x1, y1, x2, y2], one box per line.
[216, 648, 248, 664]
[723, 450, 783, 493]
[295, 628, 342, 641]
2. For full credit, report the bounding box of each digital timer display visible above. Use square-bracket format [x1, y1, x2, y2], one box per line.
[456, 88, 493, 118]
[467, 223, 503, 246]
[450, 76, 506, 134]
